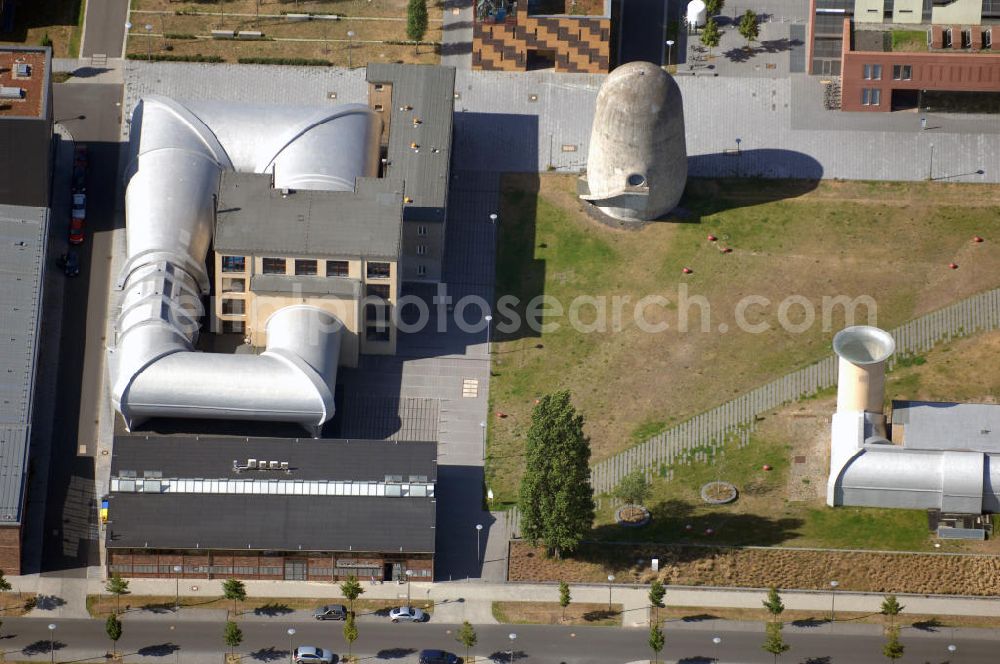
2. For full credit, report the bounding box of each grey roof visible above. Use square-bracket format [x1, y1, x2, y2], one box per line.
[251, 274, 361, 297]
[893, 400, 1000, 452]
[366, 64, 455, 223]
[107, 435, 437, 552]
[107, 493, 436, 552]
[0, 204, 47, 524]
[215, 173, 403, 259]
[111, 435, 437, 482]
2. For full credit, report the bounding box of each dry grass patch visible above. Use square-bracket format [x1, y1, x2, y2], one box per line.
[0, 0, 84, 57]
[492, 600, 622, 626]
[488, 175, 1000, 503]
[127, 0, 443, 65]
[661, 605, 1000, 630]
[85, 594, 432, 617]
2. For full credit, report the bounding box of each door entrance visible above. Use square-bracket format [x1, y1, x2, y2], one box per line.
[284, 560, 306, 580]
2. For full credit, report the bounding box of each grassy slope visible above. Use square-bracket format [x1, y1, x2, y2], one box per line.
[0, 0, 84, 57]
[488, 176, 1000, 504]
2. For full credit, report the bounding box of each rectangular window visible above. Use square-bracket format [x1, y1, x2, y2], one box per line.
[416, 244, 427, 255]
[366, 262, 391, 279]
[366, 326, 391, 342]
[221, 299, 245, 315]
[222, 278, 245, 293]
[222, 255, 246, 272]
[863, 64, 872, 79]
[417, 265, 427, 277]
[861, 88, 871, 105]
[221, 321, 244, 334]
[326, 260, 349, 277]
[943, 28, 953, 48]
[262, 257, 286, 274]
[984, 29, 992, 49]
[417, 225, 428, 236]
[295, 259, 318, 276]
[374, 103, 384, 112]
[366, 284, 391, 323]
[893, 64, 912, 80]
[872, 64, 882, 80]
[871, 88, 881, 106]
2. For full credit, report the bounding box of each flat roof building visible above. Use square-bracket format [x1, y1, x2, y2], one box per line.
[0, 204, 48, 574]
[0, 46, 52, 206]
[106, 435, 437, 581]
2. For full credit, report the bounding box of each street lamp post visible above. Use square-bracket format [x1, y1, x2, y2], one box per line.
[484, 314, 493, 356]
[712, 636, 721, 664]
[405, 569, 413, 606]
[607, 574, 615, 611]
[508, 632, 517, 664]
[929, 142, 935, 180]
[948, 644, 957, 659]
[287, 627, 296, 664]
[173, 565, 182, 610]
[347, 30, 356, 68]
[144, 23, 153, 61]
[665, 39, 675, 65]
[124, 21, 132, 51]
[480, 421, 487, 460]
[476, 523, 483, 563]
[47, 623, 56, 664]
[829, 580, 839, 621]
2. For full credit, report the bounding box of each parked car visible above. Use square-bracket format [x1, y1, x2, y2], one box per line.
[57, 250, 80, 277]
[72, 192, 86, 208]
[69, 216, 85, 244]
[389, 605, 426, 623]
[292, 646, 334, 663]
[312, 604, 348, 620]
[72, 166, 86, 194]
[419, 649, 460, 664]
[73, 144, 87, 168]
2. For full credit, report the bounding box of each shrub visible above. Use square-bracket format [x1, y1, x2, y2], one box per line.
[126, 53, 224, 62]
[164, 33, 198, 40]
[237, 57, 331, 66]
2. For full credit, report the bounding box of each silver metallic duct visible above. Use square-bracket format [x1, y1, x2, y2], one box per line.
[109, 95, 381, 435]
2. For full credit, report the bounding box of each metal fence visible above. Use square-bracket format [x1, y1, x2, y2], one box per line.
[589, 287, 1000, 494]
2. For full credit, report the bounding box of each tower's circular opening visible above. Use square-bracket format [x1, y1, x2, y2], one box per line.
[627, 173, 646, 187]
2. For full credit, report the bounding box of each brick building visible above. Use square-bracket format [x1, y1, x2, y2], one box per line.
[473, 0, 614, 72]
[105, 436, 436, 581]
[808, 0, 1000, 111]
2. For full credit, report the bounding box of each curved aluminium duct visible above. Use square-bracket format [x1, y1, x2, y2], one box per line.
[109, 95, 381, 434]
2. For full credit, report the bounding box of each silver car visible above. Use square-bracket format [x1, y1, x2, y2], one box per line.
[293, 645, 334, 663]
[389, 605, 427, 623]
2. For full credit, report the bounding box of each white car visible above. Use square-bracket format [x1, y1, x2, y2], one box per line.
[72, 192, 86, 208]
[292, 646, 334, 663]
[389, 605, 427, 623]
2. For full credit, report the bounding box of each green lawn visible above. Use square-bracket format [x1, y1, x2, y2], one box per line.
[891, 30, 927, 52]
[486, 175, 1000, 505]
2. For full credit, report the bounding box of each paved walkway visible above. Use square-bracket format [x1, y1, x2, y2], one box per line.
[441, 0, 473, 69]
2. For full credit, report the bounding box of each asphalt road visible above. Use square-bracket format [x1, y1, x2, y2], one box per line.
[81, 0, 131, 58]
[0, 616, 991, 663]
[38, 82, 124, 573]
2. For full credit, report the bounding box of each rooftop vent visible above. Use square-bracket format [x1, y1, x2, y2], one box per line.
[13, 63, 31, 78]
[0, 87, 25, 100]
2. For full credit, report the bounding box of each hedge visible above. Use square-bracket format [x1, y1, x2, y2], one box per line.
[126, 53, 224, 62]
[236, 57, 332, 66]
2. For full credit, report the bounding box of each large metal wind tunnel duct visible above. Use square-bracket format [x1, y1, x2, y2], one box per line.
[832, 325, 895, 414]
[109, 96, 381, 435]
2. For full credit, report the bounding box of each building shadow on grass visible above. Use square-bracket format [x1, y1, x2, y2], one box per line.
[492, 173, 545, 344]
[688, 149, 823, 182]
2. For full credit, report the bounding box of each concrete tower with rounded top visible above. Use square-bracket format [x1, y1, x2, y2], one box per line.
[580, 61, 687, 222]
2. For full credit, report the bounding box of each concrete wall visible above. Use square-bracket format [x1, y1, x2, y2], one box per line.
[931, 0, 983, 25]
[892, 0, 923, 24]
[854, 0, 885, 24]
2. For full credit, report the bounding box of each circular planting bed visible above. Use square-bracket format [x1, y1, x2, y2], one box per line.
[615, 504, 651, 528]
[700, 481, 738, 505]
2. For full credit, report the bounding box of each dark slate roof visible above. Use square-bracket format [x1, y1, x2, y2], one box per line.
[366, 64, 455, 223]
[0, 204, 47, 524]
[106, 493, 436, 553]
[214, 173, 403, 259]
[250, 274, 361, 297]
[111, 435, 437, 482]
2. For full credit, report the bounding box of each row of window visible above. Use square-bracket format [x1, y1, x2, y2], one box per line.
[221, 256, 393, 280]
[108, 563, 286, 575]
[861, 88, 882, 106]
[862, 64, 912, 81]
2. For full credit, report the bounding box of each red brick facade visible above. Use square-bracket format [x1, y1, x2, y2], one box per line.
[107, 549, 433, 582]
[840, 19, 1000, 112]
[0, 525, 21, 575]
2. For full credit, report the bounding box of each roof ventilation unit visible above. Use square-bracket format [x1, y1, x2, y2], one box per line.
[13, 63, 31, 78]
[0, 87, 25, 100]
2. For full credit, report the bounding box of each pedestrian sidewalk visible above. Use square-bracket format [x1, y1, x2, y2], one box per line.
[12, 572, 1000, 626]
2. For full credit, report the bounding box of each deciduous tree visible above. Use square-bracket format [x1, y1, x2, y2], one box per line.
[762, 622, 790, 663]
[456, 620, 477, 663]
[648, 579, 666, 622]
[763, 587, 785, 621]
[340, 575, 364, 613]
[883, 627, 904, 661]
[343, 612, 359, 660]
[559, 581, 571, 620]
[105, 614, 122, 656]
[649, 623, 666, 664]
[614, 469, 651, 506]
[223, 620, 243, 655]
[705, 0, 725, 16]
[406, 0, 428, 52]
[222, 578, 246, 618]
[701, 18, 721, 57]
[738, 9, 759, 47]
[880, 595, 904, 630]
[105, 573, 130, 615]
[517, 391, 595, 558]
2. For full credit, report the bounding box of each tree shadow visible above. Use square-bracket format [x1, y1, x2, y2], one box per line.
[140, 602, 176, 614]
[912, 618, 943, 632]
[70, 67, 112, 78]
[722, 37, 802, 62]
[33, 595, 66, 611]
[802, 658, 832, 664]
[791, 617, 830, 627]
[22, 640, 67, 656]
[582, 608, 620, 622]
[137, 643, 181, 657]
[680, 613, 719, 622]
[677, 658, 714, 664]
[488, 650, 527, 662]
[248, 646, 289, 662]
[376, 648, 417, 659]
[253, 603, 293, 617]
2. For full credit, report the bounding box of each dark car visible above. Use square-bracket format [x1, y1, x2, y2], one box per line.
[69, 216, 85, 244]
[57, 250, 80, 277]
[312, 604, 348, 620]
[419, 650, 459, 664]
